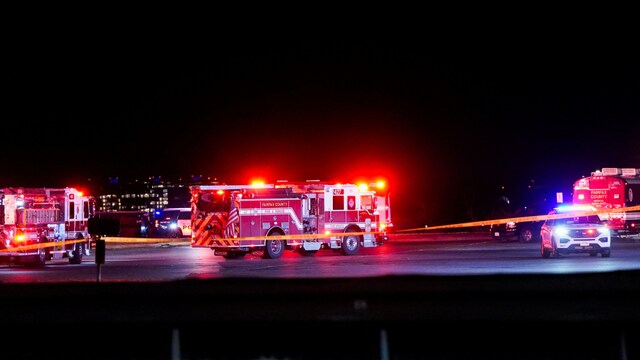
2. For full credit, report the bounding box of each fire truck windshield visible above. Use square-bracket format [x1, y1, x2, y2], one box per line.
[195, 191, 230, 212]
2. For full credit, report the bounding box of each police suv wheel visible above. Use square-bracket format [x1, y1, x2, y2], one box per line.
[551, 240, 561, 257]
[519, 228, 533, 243]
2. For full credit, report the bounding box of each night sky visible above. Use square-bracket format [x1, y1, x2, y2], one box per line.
[3, 14, 639, 228]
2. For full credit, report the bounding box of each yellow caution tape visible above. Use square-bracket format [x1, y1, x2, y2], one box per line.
[398, 204, 640, 232]
[6, 205, 638, 252]
[0, 238, 86, 253]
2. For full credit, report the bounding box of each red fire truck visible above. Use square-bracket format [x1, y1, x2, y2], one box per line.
[190, 181, 391, 259]
[0, 187, 95, 267]
[573, 167, 640, 236]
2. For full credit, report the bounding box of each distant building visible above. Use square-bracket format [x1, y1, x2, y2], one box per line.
[96, 175, 220, 214]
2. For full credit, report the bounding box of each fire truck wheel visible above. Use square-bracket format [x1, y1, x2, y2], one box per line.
[69, 241, 84, 264]
[340, 233, 361, 256]
[27, 237, 48, 267]
[263, 234, 285, 259]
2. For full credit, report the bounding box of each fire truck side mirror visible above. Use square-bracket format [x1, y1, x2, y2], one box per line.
[88, 217, 120, 237]
[95, 239, 105, 265]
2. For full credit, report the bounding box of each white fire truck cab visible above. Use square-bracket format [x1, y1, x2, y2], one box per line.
[0, 187, 95, 267]
[190, 181, 391, 259]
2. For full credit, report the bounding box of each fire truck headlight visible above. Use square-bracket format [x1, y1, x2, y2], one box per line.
[15, 234, 26, 242]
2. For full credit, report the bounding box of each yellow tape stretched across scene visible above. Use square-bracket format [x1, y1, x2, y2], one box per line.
[112, 203, 640, 243]
[101, 237, 189, 243]
[0, 238, 86, 253]
[397, 204, 640, 233]
[0, 231, 381, 253]
[0, 237, 191, 253]
[3, 205, 639, 252]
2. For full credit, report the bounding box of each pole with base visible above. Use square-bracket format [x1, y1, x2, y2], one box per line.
[95, 237, 105, 283]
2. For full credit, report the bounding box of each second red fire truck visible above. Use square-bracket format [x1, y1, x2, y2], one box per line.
[0, 187, 95, 267]
[573, 167, 640, 236]
[190, 180, 391, 259]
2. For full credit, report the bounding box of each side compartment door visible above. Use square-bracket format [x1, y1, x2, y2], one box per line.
[316, 193, 325, 237]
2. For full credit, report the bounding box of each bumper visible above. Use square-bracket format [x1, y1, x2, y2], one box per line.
[491, 229, 519, 241]
[556, 236, 610, 254]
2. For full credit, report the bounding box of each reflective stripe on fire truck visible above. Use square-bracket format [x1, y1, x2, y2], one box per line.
[213, 239, 238, 246]
[324, 222, 378, 231]
[192, 213, 227, 247]
[238, 207, 303, 230]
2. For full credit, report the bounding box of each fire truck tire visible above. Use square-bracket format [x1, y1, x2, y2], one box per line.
[28, 237, 48, 267]
[69, 241, 84, 264]
[263, 233, 285, 259]
[340, 233, 361, 256]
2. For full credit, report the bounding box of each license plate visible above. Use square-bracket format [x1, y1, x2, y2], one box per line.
[580, 242, 590, 247]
